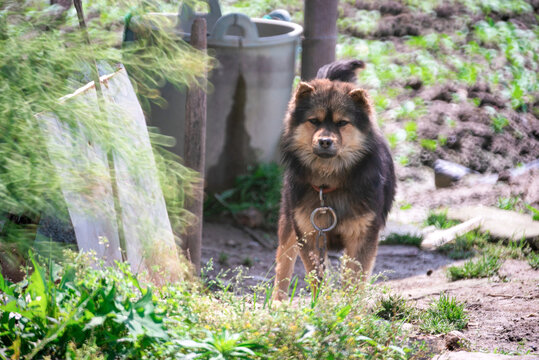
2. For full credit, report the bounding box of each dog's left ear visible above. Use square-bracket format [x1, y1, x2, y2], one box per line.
[294, 82, 315, 102]
[349, 88, 374, 115]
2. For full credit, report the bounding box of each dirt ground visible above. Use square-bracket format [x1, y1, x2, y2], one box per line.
[201, 217, 539, 356]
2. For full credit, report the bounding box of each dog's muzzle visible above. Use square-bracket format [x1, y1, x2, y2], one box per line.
[313, 137, 337, 158]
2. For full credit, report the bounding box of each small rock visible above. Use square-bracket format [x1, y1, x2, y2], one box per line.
[444, 330, 469, 351]
[446, 206, 539, 248]
[434, 159, 473, 188]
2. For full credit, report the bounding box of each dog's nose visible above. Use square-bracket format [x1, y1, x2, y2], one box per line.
[318, 137, 333, 149]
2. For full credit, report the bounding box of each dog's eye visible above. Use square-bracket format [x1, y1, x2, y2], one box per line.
[336, 120, 349, 127]
[307, 118, 318, 125]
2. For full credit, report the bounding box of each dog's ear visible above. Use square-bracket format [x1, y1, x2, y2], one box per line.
[349, 88, 373, 115]
[294, 82, 315, 102]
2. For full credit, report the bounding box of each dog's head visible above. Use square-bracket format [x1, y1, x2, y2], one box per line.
[282, 79, 377, 175]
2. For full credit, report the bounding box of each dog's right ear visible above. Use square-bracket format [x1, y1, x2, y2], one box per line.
[294, 82, 315, 102]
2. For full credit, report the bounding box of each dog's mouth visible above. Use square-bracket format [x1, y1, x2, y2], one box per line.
[313, 147, 338, 158]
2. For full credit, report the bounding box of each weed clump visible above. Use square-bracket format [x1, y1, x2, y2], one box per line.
[425, 210, 460, 229]
[446, 254, 502, 281]
[420, 293, 468, 334]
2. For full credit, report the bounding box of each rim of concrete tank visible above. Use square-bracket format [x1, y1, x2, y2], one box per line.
[136, 13, 303, 48]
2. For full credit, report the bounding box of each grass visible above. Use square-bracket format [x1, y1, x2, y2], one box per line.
[438, 231, 489, 260]
[496, 196, 520, 211]
[381, 233, 423, 247]
[375, 294, 416, 321]
[419, 293, 468, 334]
[425, 211, 460, 229]
[0, 252, 416, 359]
[446, 254, 502, 281]
[527, 252, 539, 270]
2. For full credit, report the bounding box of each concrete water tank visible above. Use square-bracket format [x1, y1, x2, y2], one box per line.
[127, 0, 302, 192]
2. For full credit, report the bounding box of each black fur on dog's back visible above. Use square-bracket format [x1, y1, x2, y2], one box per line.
[316, 59, 366, 83]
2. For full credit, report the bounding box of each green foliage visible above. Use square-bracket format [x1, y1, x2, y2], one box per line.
[375, 294, 416, 321]
[381, 233, 423, 247]
[446, 254, 502, 281]
[404, 121, 418, 141]
[496, 196, 520, 210]
[0, 254, 416, 359]
[419, 293, 468, 334]
[525, 204, 539, 221]
[425, 211, 459, 229]
[491, 114, 509, 133]
[420, 139, 437, 151]
[177, 329, 262, 359]
[0, 1, 209, 265]
[527, 252, 539, 270]
[438, 231, 489, 260]
[0, 252, 169, 359]
[206, 163, 282, 228]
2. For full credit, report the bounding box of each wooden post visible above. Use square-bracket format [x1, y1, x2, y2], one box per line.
[183, 17, 207, 274]
[301, 0, 339, 80]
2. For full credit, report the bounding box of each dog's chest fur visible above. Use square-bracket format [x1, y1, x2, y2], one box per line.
[292, 187, 375, 250]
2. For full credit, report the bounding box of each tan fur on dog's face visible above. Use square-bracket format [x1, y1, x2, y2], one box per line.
[283, 80, 377, 176]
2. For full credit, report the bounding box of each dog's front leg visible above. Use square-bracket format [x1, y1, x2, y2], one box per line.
[341, 218, 380, 284]
[273, 217, 300, 301]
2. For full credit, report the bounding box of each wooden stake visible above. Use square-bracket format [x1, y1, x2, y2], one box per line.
[301, 0, 339, 80]
[183, 17, 207, 274]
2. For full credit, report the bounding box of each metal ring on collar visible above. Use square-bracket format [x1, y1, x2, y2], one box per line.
[310, 206, 337, 232]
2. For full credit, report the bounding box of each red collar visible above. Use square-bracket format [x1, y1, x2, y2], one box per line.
[311, 184, 337, 194]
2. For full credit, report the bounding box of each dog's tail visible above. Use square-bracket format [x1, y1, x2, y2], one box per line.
[316, 59, 366, 83]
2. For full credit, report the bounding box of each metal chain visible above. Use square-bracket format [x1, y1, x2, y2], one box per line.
[310, 188, 337, 272]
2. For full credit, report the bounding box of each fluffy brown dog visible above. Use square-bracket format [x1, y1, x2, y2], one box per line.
[273, 60, 396, 300]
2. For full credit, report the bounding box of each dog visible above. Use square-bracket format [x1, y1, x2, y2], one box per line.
[273, 59, 396, 300]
